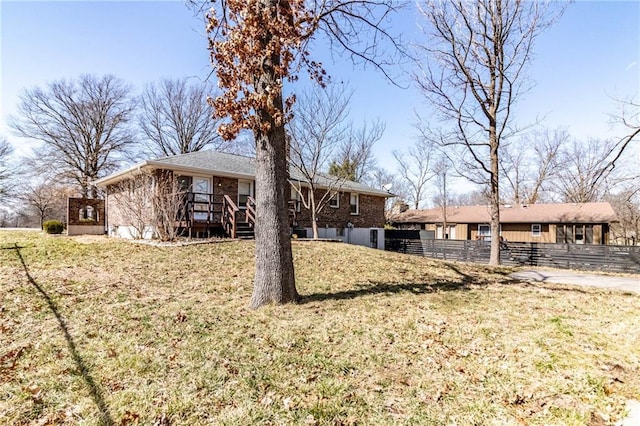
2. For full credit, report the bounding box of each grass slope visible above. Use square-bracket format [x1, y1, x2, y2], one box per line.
[1, 231, 638, 425]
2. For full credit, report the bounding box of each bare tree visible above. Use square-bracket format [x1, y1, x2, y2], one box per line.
[109, 171, 187, 241]
[0, 137, 16, 204]
[153, 172, 188, 242]
[500, 127, 565, 204]
[139, 78, 231, 157]
[19, 180, 73, 229]
[0, 208, 31, 228]
[608, 185, 640, 246]
[452, 189, 491, 207]
[9, 74, 136, 198]
[393, 138, 434, 209]
[203, 0, 403, 308]
[328, 120, 384, 182]
[432, 156, 455, 240]
[554, 138, 626, 203]
[109, 173, 156, 239]
[414, 0, 562, 265]
[288, 84, 350, 239]
[367, 166, 409, 220]
[600, 97, 640, 180]
[289, 84, 384, 238]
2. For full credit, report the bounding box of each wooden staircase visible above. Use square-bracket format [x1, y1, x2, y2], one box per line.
[176, 192, 257, 239]
[221, 195, 256, 239]
[235, 222, 255, 239]
[180, 193, 295, 240]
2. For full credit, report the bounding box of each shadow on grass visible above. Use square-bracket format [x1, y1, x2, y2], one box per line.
[301, 258, 536, 304]
[302, 262, 494, 304]
[11, 243, 115, 426]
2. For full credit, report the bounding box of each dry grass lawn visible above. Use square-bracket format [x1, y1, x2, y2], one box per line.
[1, 230, 639, 425]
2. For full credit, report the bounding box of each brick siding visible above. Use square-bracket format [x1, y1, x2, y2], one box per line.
[67, 198, 105, 226]
[105, 170, 386, 232]
[294, 189, 385, 229]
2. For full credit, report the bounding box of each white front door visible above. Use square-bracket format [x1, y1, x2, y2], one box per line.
[192, 177, 211, 220]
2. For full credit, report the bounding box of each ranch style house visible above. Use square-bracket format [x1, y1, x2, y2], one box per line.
[389, 202, 618, 245]
[93, 150, 392, 249]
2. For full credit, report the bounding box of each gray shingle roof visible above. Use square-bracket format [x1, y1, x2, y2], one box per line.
[151, 150, 256, 177]
[95, 150, 392, 197]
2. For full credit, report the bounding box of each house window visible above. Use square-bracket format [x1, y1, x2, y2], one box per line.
[556, 224, 595, 244]
[436, 225, 456, 239]
[575, 225, 584, 244]
[532, 224, 541, 237]
[177, 176, 191, 193]
[238, 180, 253, 209]
[79, 205, 98, 222]
[478, 224, 491, 240]
[328, 192, 339, 208]
[350, 193, 359, 215]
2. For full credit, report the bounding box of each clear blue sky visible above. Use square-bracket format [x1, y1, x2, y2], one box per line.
[1, 1, 639, 185]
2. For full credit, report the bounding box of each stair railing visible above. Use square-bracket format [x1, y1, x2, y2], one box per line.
[222, 194, 239, 238]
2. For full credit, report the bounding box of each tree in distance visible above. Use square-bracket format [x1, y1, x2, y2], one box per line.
[10, 74, 136, 198]
[138, 78, 233, 157]
[414, 0, 564, 265]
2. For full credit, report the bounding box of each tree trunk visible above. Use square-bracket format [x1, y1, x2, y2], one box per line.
[251, 125, 299, 308]
[249, 47, 298, 308]
[489, 128, 501, 266]
[310, 193, 319, 239]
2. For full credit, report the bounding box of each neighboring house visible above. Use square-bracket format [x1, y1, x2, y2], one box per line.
[93, 150, 391, 249]
[389, 202, 618, 245]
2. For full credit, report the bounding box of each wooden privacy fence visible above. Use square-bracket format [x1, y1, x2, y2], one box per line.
[385, 230, 640, 273]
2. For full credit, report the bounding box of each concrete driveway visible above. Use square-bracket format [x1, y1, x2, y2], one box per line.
[511, 269, 640, 294]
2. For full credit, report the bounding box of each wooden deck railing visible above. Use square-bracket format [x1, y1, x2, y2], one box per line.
[175, 192, 259, 239]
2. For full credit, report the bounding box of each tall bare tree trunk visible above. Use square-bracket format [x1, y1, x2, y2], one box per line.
[489, 129, 501, 266]
[310, 196, 319, 239]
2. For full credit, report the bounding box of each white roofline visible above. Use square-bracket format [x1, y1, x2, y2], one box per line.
[92, 161, 151, 187]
